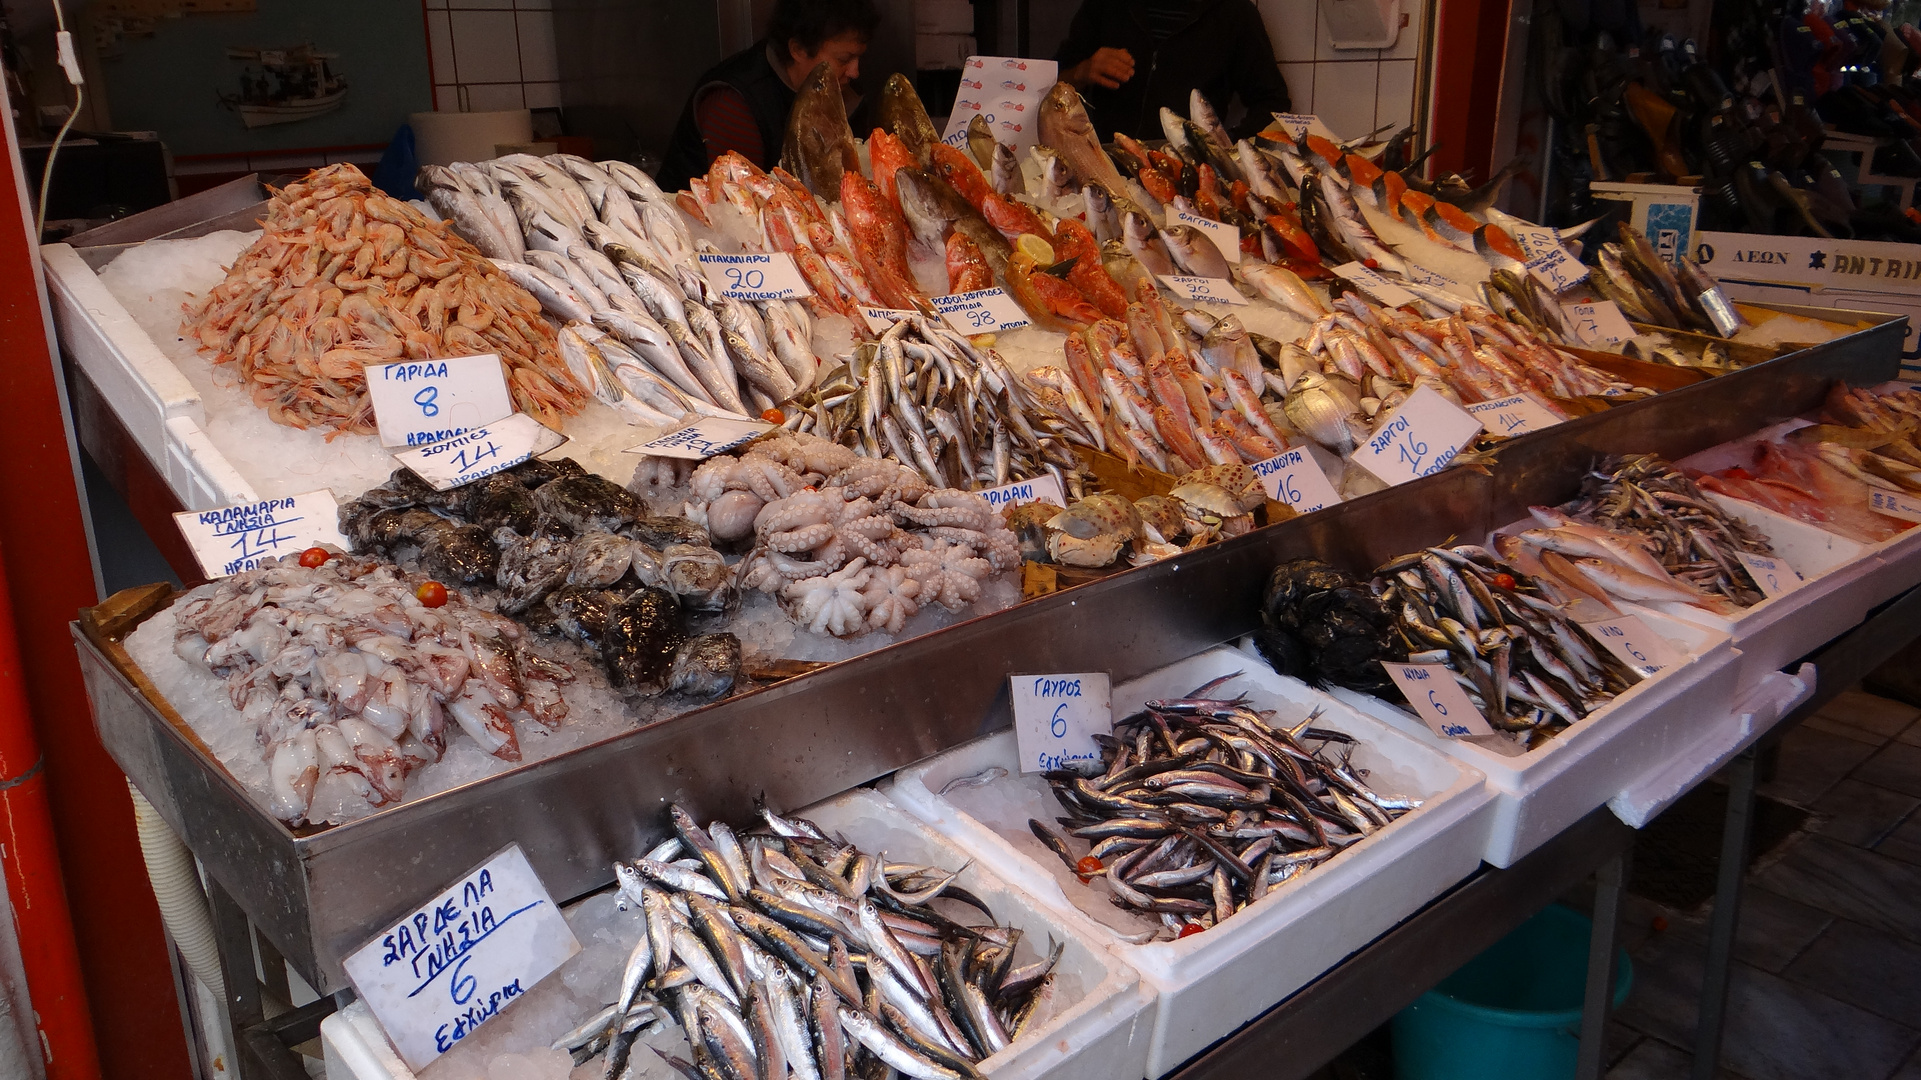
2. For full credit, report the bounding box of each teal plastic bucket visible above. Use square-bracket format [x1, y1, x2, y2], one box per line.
[1392, 904, 1633, 1080]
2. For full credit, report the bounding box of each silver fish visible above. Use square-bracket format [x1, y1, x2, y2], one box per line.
[1123, 212, 1177, 277]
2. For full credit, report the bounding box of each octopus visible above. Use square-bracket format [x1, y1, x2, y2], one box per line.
[901, 541, 993, 611]
[784, 559, 874, 637]
[859, 564, 921, 633]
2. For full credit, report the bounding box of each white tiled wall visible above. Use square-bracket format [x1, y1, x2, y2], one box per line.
[422, 0, 564, 113]
[1261, 0, 1431, 143]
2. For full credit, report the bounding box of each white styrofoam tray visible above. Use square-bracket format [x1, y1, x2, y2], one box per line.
[1608, 664, 1815, 827]
[1324, 606, 1739, 868]
[1494, 490, 1879, 691]
[43, 242, 255, 509]
[886, 647, 1494, 1078]
[321, 786, 1154, 1080]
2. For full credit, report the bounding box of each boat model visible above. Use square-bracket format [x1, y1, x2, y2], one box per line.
[219, 44, 347, 128]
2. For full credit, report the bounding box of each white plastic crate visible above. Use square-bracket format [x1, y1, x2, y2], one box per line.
[1608, 664, 1815, 827]
[887, 648, 1494, 1077]
[321, 786, 1154, 1080]
[1323, 603, 1740, 867]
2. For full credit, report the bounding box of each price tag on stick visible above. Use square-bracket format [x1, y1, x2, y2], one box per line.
[395, 413, 567, 491]
[342, 844, 580, 1071]
[1251, 447, 1342, 513]
[1562, 300, 1636, 345]
[932, 287, 1032, 334]
[697, 252, 814, 301]
[174, 489, 350, 579]
[1869, 489, 1921, 523]
[365, 354, 515, 449]
[1170, 208, 1242, 264]
[1577, 614, 1686, 679]
[1351, 385, 1484, 486]
[1010, 673, 1112, 773]
[1465, 393, 1563, 437]
[1382, 662, 1493, 738]
[1736, 551, 1803, 599]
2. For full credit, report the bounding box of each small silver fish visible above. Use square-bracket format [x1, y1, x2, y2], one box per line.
[939, 766, 1009, 794]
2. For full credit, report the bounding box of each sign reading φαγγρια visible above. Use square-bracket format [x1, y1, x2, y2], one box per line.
[1169, 208, 1242, 264]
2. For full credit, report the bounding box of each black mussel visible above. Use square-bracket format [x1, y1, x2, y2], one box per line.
[667, 633, 741, 698]
[548, 585, 620, 645]
[603, 586, 686, 691]
[534, 475, 644, 535]
[422, 524, 499, 584]
[465, 474, 538, 533]
[659, 543, 735, 612]
[568, 532, 635, 588]
[1256, 558, 1399, 693]
[625, 515, 712, 548]
[1254, 625, 1313, 681]
[494, 528, 575, 614]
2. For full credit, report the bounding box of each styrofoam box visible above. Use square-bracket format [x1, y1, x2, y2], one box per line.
[1608, 665, 1815, 828]
[887, 647, 1494, 1078]
[42, 243, 256, 510]
[322, 786, 1154, 1080]
[1664, 424, 1905, 677]
[1323, 605, 1740, 868]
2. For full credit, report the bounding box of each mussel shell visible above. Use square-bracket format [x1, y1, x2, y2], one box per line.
[668, 633, 742, 699]
[604, 586, 687, 691]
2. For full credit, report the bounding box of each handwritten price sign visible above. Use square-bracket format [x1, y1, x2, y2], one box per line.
[1383, 662, 1493, 738]
[1251, 447, 1342, 513]
[1352, 385, 1484, 486]
[979, 473, 1067, 511]
[1170, 208, 1242, 264]
[1525, 247, 1590, 293]
[395, 413, 567, 491]
[1736, 551, 1803, 600]
[1010, 673, 1112, 773]
[1869, 489, 1921, 523]
[365, 354, 515, 449]
[932, 287, 1031, 334]
[697, 252, 813, 301]
[1157, 274, 1249, 306]
[173, 490, 350, 578]
[1332, 261, 1419, 309]
[1272, 113, 1318, 139]
[1561, 300, 1636, 345]
[343, 845, 579, 1071]
[626, 415, 776, 461]
[1577, 615, 1685, 679]
[1465, 393, 1563, 437]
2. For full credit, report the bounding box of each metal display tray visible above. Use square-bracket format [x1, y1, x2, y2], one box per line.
[70, 311, 1907, 995]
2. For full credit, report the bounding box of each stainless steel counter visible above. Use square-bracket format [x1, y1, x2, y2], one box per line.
[73, 311, 1908, 995]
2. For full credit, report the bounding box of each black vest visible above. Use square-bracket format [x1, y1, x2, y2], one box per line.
[657, 41, 797, 192]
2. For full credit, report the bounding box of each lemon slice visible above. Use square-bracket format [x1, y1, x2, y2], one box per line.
[1014, 233, 1056, 265]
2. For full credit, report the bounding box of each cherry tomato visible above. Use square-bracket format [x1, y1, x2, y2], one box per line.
[1177, 922, 1206, 939]
[1651, 915, 1670, 932]
[1492, 573, 1517, 590]
[415, 581, 449, 607]
[761, 408, 785, 424]
[297, 546, 331, 568]
[1075, 856, 1104, 875]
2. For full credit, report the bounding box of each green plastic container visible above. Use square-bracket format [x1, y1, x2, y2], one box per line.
[1392, 904, 1633, 1080]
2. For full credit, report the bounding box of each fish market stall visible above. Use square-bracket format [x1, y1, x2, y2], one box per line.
[49, 71, 1921, 1080]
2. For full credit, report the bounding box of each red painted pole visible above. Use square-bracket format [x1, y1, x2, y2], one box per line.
[0, 539, 100, 1080]
[1426, 0, 1513, 183]
[0, 79, 193, 1080]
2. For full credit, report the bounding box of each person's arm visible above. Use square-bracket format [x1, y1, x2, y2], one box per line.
[1227, 2, 1292, 136]
[694, 84, 764, 167]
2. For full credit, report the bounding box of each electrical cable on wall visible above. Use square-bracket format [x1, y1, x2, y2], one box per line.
[35, 0, 85, 240]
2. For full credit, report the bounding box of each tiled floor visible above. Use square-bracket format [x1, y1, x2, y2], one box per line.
[1605, 688, 1921, 1079]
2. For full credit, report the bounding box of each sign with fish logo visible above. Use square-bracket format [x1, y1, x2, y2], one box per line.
[942, 56, 1058, 153]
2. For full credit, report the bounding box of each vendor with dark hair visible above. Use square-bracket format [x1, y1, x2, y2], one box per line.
[657, 0, 881, 191]
[1056, 0, 1291, 141]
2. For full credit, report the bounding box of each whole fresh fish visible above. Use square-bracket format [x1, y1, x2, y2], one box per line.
[991, 141, 1026, 197]
[1037, 81, 1128, 194]
[1123, 212, 1177, 277]
[1160, 224, 1232, 279]
[966, 113, 996, 170]
[781, 62, 860, 199]
[878, 72, 942, 164]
